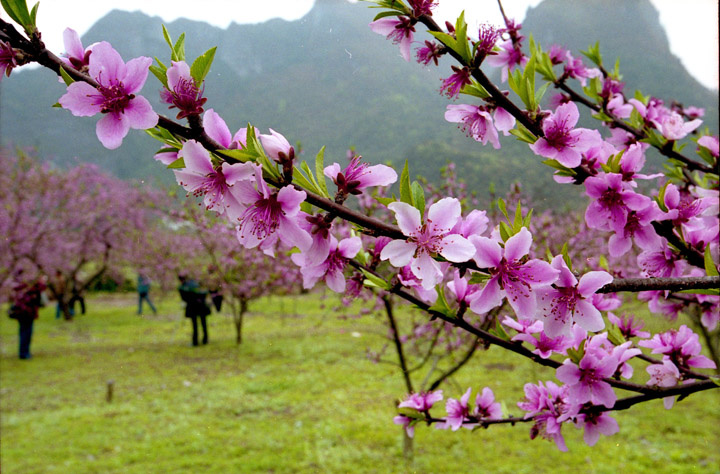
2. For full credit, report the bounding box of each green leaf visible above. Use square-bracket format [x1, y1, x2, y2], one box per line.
[58, 66, 74, 86]
[428, 287, 455, 318]
[704, 245, 719, 277]
[399, 160, 413, 206]
[460, 80, 491, 99]
[167, 157, 185, 169]
[535, 81, 551, 105]
[314, 146, 330, 198]
[499, 221, 512, 242]
[428, 31, 458, 55]
[215, 148, 257, 164]
[190, 46, 216, 84]
[561, 243, 572, 271]
[173, 32, 186, 62]
[29, 1, 38, 24]
[468, 272, 491, 284]
[497, 198, 508, 220]
[513, 201, 523, 230]
[490, 321, 512, 342]
[149, 63, 168, 89]
[710, 376, 720, 387]
[509, 123, 538, 144]
[375, 196, 396, 207]
[678, 288, 720, 296]
[361, 269, 391, 291]
[598, 254, 610, 272]
[397, 407, 425, 420]
[372, 10, 404, 21]
[161, 25, 175, 55]
[1, 0, 32, 27]
[454, 11, 472, 63]
[607, 324, 626, 346]
[411, 181, 425, 215]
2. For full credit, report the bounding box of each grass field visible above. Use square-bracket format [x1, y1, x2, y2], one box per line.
[1, 292, 718, 473]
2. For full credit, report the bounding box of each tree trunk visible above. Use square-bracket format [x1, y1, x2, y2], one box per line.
[402, 427, 414, 461]
[234, 297, 248, 345]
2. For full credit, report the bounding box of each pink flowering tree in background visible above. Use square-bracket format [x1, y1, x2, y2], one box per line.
[0, 149, 162, 319]
[159, 197, 303, 344]
[1, 0, 719, 454]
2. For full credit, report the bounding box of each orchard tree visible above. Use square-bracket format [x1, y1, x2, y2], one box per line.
[0, 150, 162, 318]
[1, 0, 718, 453]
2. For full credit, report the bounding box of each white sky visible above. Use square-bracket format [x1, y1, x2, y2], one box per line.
[2, 0, 718, 90]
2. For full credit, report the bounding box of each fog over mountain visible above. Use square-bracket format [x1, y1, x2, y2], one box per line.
[1, 0, 716, 208]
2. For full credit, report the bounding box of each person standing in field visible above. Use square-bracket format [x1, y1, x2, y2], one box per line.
[9, 271, 47, 359]
[137, 271, 157, 316]
[177, 274, 210, 346]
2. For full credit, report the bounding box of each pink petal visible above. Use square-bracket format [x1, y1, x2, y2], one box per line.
[358, 164, 397, 187]
[380, 240, 416, 267]
[222, 161, 255, 185]
[577, 271, 613, 296]
[428, 197, 462, 232]
[411, 252, 442, 290]
[278, 216, 312, 251]
[573, 299, 605, 332]
[59, 82, 102, 117]
[325, 268, 347, 293]
[439, 235, 475, 262]
[62, 28, 84, 60]
[122, 56, 152, 93]
[469, 277, 504, 314]
[504, 227, 532, 262]
[89, 42, 125, 87]
[277, 186, 306, 217]
[470, 235, 502, 268]
[388, 202, 421, 236]
[204, 109, 232, 147]
[95, 113, 129, 150]
[338, 236, 362, 259]
[323, 163, 341, 181]
[180, 140, 214, 175]
[124, 95, 158, 130]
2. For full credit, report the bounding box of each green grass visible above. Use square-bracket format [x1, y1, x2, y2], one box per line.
[1, 293, 718, 473]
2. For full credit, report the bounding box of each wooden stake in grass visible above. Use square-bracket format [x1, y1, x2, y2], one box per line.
[106, 380, 115, 403]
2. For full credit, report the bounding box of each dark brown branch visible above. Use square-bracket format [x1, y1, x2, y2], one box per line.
[383, 295, 414, 394]
[598, 276, 720, 294]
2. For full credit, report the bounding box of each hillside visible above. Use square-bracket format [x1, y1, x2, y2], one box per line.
[1, 0, 716, 208]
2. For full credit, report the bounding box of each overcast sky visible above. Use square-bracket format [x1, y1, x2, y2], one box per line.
[3, 0, 718, 90]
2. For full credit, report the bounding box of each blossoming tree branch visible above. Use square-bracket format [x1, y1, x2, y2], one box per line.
[1, 0, 718, 451]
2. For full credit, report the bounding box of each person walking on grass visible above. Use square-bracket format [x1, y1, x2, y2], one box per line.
[137, 271, 157, 316]
[9, 270, 47, 359]
[178, 274, 211, 346]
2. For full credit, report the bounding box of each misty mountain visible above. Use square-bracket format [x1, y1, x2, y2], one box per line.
[1, 0, 716, 208]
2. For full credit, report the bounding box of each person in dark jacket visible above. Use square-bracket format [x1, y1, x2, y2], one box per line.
[178, 274, 210, 346]
[137, 272, 157, 315]
[10, 272, 47, 359]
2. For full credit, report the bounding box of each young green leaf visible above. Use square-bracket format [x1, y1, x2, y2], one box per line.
[411, 181, 426, 215]
[705, 246, 719, 277]
[314, 146, 330, 198]
[58, 66, 75, 86]
[399, 160, 413, 206]
[190, 46, 217, 84]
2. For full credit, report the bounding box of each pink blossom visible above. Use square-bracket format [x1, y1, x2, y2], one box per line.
[393, 415, 416, 438]
[202, 109, 248, 149]
[646, 359, 681, 409]
[60, 28, 93, 72]
[637, 240, 685, 278]
[697, 135, 719, 157]
[440, 387, 472, 431]
[574, 412, 619, 446]
[408, 0, 437, 16]
[324, 155, 397, 195]
[398, 390, 444, 412]
[556, 353, 618, 408]
[476, 24, 501, 60]
[536, 255, 613, 337]
[485, 39, 527, 82]
[547, 44, 567, 65]
[518, 381, 569, 451]
[445, 104, 500, 148]
[440, 66, 472, 99]
[160, 61, 207, 119]
[584, 172, 652, 233]
[294, 235, 361, 292]
[380, 198, 476, 290]
[234, 164, 312, 255]
[173, 140, 254, 221]
[607, 312, 650, 339]
[607, 94, 633, 119]
[659, 111, 702, 140]
[563, 51, 600, 86]
[513, 328, 572, 359]
[607, 203, 663, 257]
[473, 387, 502, 420]
[369, 16, 415, 62]
[58, 42, 158, 149]
[0, 40, 18, 81]
[638, 325, 717, 370]
[259, 128, 294, 164]
[415, 40, 442, 66]
[529, 102, 603, 168]
[469, 228, 559, 319]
